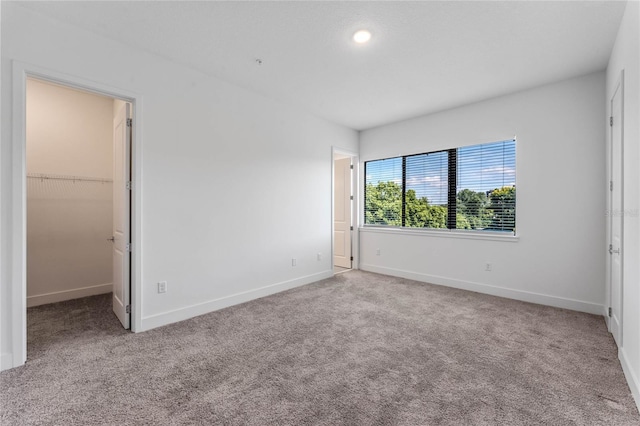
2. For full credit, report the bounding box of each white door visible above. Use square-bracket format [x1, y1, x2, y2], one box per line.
[609, 79, 623, 346]
[334, 157, 352, 268]
[112, 103, 131, 329]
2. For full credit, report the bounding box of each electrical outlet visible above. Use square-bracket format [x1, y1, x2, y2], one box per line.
[292, 258, 297, 267]
[376, 248, 381, 256]
[317, 253, 322, 261]
[158, 281, 167, 293]
[485, 263, 492, 272]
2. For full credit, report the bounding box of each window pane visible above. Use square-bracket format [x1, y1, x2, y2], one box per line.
[457, 140, 516, 231]
[364, 157, 402, 226]
[405, 151, 448, 229]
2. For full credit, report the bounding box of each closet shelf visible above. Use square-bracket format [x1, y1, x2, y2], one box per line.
[27, 173, 113, 183]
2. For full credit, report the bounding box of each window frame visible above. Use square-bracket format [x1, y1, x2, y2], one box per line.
[363, 139, 517, 238]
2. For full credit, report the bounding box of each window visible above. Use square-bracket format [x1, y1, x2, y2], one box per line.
[364, 139, 516, 233]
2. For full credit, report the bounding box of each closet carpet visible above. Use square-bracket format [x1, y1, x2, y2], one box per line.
[1, 270, 638, 425]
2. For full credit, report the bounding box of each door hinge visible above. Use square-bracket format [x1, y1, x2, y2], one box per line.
[126, 305, 131, 314]
[126, 242, 132, 252]
[127, 118, 133, 127]
[610, 181, 613, 191]
[610, 116, 613, 127]
[608, 307, 612, 317]
[350, 195, 354, 200]
[350, 256, 354, 261]
[350, 226, 353, 231]
[126, 181, 132, 190]
[350, 164, 354, 169]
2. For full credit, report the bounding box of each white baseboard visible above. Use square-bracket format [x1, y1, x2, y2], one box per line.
[619, 347, 640, 413]
[360, 264, 603, 315]
[1, 352, 15, 371]
[140, 270, 333, 332]
[27, 283, 112, 307]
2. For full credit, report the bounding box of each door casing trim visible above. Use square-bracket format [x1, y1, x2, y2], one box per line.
[8, 60, 143, 369]
[606, 69, 624, 345]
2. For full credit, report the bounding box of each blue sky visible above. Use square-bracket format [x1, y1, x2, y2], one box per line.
[366, 140, 516, 205]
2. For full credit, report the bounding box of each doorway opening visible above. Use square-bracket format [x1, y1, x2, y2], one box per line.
[333, 150, 357, 275]
[25, 77, 132, 360]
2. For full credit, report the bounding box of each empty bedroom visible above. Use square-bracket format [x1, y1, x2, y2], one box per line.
[1, 1, 639, 425]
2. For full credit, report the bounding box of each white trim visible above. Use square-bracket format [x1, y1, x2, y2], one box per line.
[27, 283, 112, 308]
[606, 70, 624, 344]
[619, 347, 640, 412]
[360, 264, 603, 315]
[331, 147, 360, 270]
[8, 61, 144, 370]
[11, 61, 27, 369]
[140, 271, 333, 331]
[359, 225, 519, 243]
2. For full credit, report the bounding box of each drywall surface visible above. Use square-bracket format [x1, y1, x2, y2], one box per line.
[0, 4, 358, 368]
[359, 71, 606, 314]
[606, 0, 640, 410]
[26, 79, 113, 306]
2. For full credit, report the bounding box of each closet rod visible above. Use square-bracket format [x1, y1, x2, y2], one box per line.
[27, 173, 113, 183]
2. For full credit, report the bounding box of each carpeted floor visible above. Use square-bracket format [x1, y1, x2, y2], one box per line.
[1, 270, 638, 425]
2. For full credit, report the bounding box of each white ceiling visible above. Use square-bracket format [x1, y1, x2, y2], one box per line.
[16, 1, 627, 130]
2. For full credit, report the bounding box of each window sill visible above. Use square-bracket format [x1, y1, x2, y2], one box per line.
[359, 226, 519, 242]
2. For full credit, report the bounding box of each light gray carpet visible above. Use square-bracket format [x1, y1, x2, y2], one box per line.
[1, 271, 638, 425]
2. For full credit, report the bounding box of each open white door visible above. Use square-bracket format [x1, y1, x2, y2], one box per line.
[609, 78, 623, 346]
[112, 103, 131, 329]
[334, 157, 352, 268]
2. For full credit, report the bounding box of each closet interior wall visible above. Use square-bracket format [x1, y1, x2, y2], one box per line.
[26, 79, 115, 307]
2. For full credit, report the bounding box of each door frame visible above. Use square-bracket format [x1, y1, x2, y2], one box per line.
[606, 70, 624, 342]
[331, 147, 359, 271]
[9, 61, 143, 368]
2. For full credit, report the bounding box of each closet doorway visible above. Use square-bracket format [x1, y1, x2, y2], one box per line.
[26, 78, 132, 341]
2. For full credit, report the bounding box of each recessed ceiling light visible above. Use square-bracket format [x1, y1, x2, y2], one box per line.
[353, 30, 371, 44]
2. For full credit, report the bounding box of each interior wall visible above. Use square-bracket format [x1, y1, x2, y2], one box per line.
[1, 3, 358, 368]
[26, 79, 114, 306]
[606, 0, 640, 409]
[359, 71, 606, 314]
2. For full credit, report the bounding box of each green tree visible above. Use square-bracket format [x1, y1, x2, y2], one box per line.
[365, 182, 402, 226]
[366, 183, 449, 229]
[424, 205, 447, 229]
[487, 186, 516, 231]
[404, 189, 448, 229]
[456, 189, 491, 229]
[366, 181, 515, 232]
[456, 213, 471, 229]
[404, 189, 427, 227]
